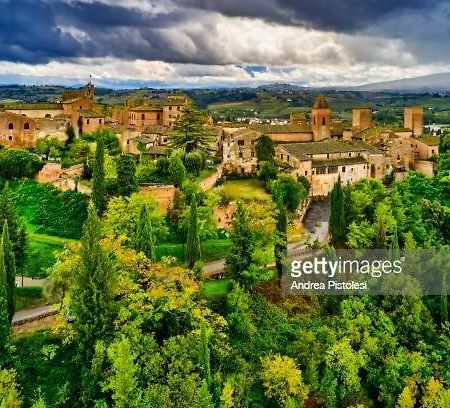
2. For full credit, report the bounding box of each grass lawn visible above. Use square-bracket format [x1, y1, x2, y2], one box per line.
[200, 279, 232, 298]
[219, 178, 271, 201]
[22, 233, 77, 279]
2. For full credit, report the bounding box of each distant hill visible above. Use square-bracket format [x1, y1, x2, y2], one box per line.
[349, 73, 450, 92]
[256, 83, 304, 92]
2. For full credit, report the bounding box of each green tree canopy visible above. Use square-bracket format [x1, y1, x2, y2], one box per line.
[255, 135, 275, 163]
[168, 104, 215, 155]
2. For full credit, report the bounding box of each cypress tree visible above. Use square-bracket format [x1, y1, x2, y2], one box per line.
[329, 177, 346, 247]
[71, 205, 115, 366]
[2, 221, 16, 323]
[134, 204, 156, 262]
[274, 203, 287, 279]
[441, 270, 448, 324]
[91, 136, 106, 215]
[116, 155, 138, 197]
[0, 238, 11, 367]
[225, 202, 255, 284]
[185, 195, 201, 268]
[0, 182, 27, 269]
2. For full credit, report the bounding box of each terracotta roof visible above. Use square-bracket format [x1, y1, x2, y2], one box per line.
[130, 105, 163, 112]
[413, 135, 440, 146]
[280, 140, 368, 156]
[250, 124, 312, 133]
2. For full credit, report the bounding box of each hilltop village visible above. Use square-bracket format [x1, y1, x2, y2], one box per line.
[0, 83, 439, 199]
[2, 84, 450, 408]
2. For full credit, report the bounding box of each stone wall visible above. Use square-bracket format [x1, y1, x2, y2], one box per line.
[139, 184, 177, 211]
[35, 163, 84, 184]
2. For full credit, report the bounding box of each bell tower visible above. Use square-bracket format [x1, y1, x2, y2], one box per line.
[311, 95, 331, 141]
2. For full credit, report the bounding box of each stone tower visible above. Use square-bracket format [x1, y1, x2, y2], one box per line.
[311, 95, 331, 141]
[352, 107, 372, 130]
[404, 107, 423, 137]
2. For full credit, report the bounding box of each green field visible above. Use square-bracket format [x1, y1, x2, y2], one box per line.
[219, 178, 271, 201]
[24, 233, 77, 278]
[200, 279, 232, 298]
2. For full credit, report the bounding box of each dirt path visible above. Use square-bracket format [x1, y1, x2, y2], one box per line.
[200, 166, 222, 191]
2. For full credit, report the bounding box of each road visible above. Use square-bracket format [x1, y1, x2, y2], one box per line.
[12, 304, 57, 326]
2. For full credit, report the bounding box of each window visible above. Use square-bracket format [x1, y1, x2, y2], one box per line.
[327, 153, 330, 159]
[86, 119, 90, 124]
[322, 117, 326, 126]
[79, 106, 83, 110]
[342, 166, 346, 172]
[305, 171, 308, 176]
[8, 123, 13, 130]
[348, 153, 352, 157]
[238, 140, 245, 146]
[23, 123, 30, 130]
[169, 106, 172, 110]
[287, 155, 290, 162]
[157, 114, 160, 120]
[281, 154, 284, 160]
[8, 136, 13, 141]
[327, 166, 338, 174]
[99, 119, 102, 124]
[316, 167, 327, 175]
[239, 152, 243, 158]
[142, 114, 145, 120]
[45, 114, 52, 118]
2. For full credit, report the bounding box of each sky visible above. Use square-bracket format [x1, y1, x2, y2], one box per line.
[0, 0, 449, 88]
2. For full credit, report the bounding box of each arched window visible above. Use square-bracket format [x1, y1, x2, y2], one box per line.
[8, 123, 13, 130]
[99, 119, 102, 124]
[24, 122, 30, 130]
[141, 114, 145, 120]
[45, 113, 52, 118]
[87, 119, 90, 125]
[322, 117, 326, 126]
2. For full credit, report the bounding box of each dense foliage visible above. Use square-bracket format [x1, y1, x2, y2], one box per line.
[0, 149, 43, 179]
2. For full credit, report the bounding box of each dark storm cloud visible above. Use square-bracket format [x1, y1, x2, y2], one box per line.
[0, 0, 448, 65]
[174, 0, 445, 32]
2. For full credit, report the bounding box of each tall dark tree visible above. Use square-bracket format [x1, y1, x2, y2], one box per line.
[71, 205, 115, 366]
[329, 177, 347, 247]
[0, 182, 27, 269]
[116, 155, 138, 197]
[255, 135, 275, 163]
[0, 239, 11, 367]
[91, 136, 106, 215]
[65, 123, 76, 146]
[274, 204, 288, 278]
[134, 204, 156, 262]
[2, 221, 16, 322]
[185, 195, 201, 268]
[225, 202, 255, 284]
[168, 104, 215, 155]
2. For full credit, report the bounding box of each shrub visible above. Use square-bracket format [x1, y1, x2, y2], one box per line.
[16, 286, 43, 298]
[0, 149, 43, 179]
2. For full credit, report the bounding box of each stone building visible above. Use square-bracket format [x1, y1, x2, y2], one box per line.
[352, 107, 373, 131]
[128, 106, 163, 130]
[404, 107, 424, 137]
[0, 111, 36, 148]
[275, 139, 387, 197]
[311, 95, 331, 141]
[223, 128, 261, 174]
